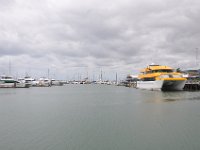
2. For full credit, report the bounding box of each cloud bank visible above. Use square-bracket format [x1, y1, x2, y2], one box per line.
[0, 0, 200, 80]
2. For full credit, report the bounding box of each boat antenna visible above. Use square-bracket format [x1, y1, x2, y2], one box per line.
[48, 68, 50, 79]
[9, 58, 11, 75]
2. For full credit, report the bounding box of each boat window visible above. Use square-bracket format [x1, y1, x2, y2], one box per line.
[146, 71, 153, 74]
[152, 69, 173, 73]
[142, 77, 155, 81]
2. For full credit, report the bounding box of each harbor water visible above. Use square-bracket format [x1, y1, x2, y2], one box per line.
[0, 85, 200, 150]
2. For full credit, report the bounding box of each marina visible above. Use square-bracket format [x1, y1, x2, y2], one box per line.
[1, 68, 200, 91]
[0, 66, 200, 150]
[1, 0, 200, 149]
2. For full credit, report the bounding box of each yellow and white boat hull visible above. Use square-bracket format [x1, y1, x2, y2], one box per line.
[137, 78, 186, 91]
[161, 79, 186, 91]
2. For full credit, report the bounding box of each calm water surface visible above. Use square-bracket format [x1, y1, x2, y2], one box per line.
[0, 85, 200, 150]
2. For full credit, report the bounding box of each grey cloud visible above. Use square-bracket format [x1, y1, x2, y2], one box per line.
[0, 0, 200, 79]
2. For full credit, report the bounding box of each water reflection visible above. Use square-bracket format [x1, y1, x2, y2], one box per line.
[187, 93, 200, 101]
[161, 91, 185, 102]
[144, 90, 200, 103]
[0, 89, 17, 96]
[163, 98, 177, 102]
[0, 85, 200, 150]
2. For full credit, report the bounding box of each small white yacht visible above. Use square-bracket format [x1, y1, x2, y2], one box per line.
[0, 75, 16, 88]
[36, 77, 51, 87]
[0, 75, 29, 88]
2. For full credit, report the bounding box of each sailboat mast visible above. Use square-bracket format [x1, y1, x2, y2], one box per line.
[48, 68, 50, 79]
[116, 72, 118, 84]
[196, 48, 198, 67]
[101, 69, 103, 81]
[9, 59, 11, 75]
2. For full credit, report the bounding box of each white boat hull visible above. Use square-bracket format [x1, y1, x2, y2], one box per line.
[0, 83, 15, 88]
[162, 80, 186, 91]
[16, 83, 30, 88]
[137, 80, 164, 91]
[137, 80, 186, 91]
[0, 83, 30, 88]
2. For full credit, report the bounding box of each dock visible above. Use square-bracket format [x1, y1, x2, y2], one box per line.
[183, 81, 200, 91]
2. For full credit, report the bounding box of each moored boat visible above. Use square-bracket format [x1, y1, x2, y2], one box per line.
[24, 76, 37, 86]
[137, 64, 187, 91]
[35, 77, 51, 87]
[51, 79, 63, 86]
[0, 75, 29, 88]
[0, 75, 16, 88]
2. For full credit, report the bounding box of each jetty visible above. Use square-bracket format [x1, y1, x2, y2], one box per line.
[183, 81, 200, 91]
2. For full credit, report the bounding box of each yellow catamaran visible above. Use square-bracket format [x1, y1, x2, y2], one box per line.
[137, 64, 187, 91]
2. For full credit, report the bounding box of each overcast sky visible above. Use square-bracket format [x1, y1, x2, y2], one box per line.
[0, 0, 200, 80]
